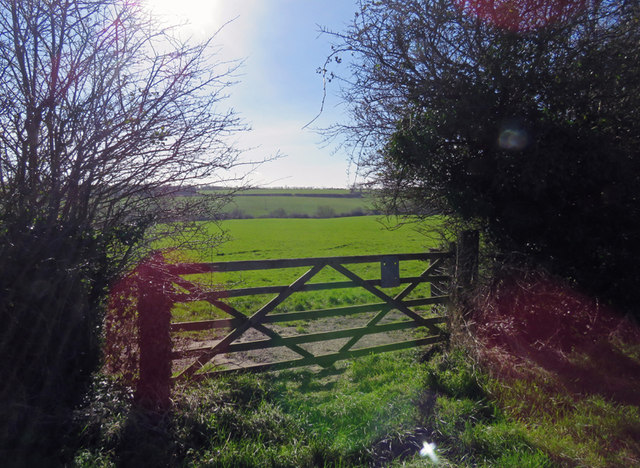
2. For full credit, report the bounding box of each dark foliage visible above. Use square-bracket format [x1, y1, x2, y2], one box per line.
[0, 222, 120, 461]
[327, 0, 640, 312]
[0, 0, 242, 460]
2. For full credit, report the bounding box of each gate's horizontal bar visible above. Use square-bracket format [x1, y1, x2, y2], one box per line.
[179, 335, 447, 379]
[172, 317, 447, 359]
[171, 275, 450, 301]
[265, 296, 449, 323]
[166, 252, 453, 274]
[170, 296, 450, 332]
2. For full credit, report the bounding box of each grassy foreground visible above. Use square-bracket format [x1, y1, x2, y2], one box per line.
[73, 348, 553, 467]
[73, 330, 640, 467]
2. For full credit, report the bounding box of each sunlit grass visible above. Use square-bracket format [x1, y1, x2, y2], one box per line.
[156, 216, 445, 318]
[163, 217, 447, 348]
[155, 216, 447, 261]
[75, 342, 578, 467]
[74, 351, 431, 467]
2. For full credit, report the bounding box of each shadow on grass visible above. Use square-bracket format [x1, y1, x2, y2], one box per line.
[273, 364, 347, 394]
[474, 270, 640, 406]
[472, 269, 640, 466]
[113, 410, 181, 468]
[72, 367, 368, 467]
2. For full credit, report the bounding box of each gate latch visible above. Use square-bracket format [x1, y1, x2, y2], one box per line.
[381, 256, 400, 288]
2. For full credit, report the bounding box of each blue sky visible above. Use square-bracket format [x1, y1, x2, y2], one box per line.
[146, 0, 359, 188]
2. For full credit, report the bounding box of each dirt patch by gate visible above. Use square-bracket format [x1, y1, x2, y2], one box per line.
[171, 307, 443, 376]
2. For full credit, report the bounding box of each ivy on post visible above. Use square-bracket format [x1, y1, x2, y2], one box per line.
[134, 252, 174, 411]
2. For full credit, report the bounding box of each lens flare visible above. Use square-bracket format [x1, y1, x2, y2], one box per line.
[452, 0, 589, 32]
[142, 0, 219, 36]
[420, 441, 439, 464]
[498, 119, 529, 151]
[498, 128, 528, 150]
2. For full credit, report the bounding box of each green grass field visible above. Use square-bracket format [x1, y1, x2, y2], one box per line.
[167, 216, 448, 331]
[76, 347, 555, 467]
[223, 195, 372, 218]
[191, 216, 445, 261]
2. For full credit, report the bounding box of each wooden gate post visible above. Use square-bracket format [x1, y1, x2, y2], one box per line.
[456, 230, 479, 292]
[134, 253, 173, 410]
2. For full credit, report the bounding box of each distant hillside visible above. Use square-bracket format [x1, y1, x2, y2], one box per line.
[202, 187, 377, 219]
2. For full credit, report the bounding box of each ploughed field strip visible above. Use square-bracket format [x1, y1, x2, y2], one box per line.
[168, 252, 452, 378]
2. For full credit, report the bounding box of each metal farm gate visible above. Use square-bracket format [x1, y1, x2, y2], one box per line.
[108, 231, 479, 409]
[169, 252, 452, 379]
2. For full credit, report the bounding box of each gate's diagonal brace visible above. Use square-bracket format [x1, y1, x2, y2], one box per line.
[177, 264, 324, 378]
[170, 278, 313, 361]
[171, 279, 316, 379]
[338, 261, 445, 352]
[202, 295, 316, 358]
[330, 263, 442, 335]
[334, 260, 447, 362]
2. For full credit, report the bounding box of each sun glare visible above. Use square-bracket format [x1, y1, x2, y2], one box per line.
[142, 0, 219, 36]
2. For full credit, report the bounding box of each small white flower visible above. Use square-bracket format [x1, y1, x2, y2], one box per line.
[420, 441, 439, 464]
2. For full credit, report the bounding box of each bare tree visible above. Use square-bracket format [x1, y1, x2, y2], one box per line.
[0, 0, 245, 251]
[0, 0, 247, 455]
